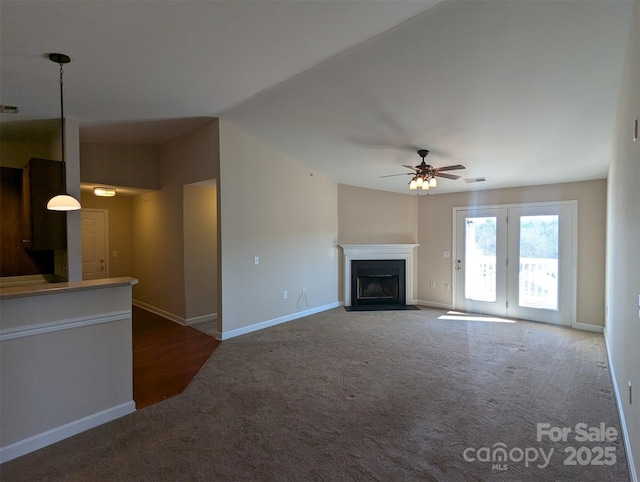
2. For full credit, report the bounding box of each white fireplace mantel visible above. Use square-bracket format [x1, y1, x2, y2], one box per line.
[340, 244, 419, 306]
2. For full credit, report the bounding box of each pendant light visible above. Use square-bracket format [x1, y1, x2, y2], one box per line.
[47, 53, 81, 211]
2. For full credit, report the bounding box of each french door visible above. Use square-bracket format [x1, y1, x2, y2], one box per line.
[454, 202, 576, 326]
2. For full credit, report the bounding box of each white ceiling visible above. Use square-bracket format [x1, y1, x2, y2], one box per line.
[0, 0, 633, 194]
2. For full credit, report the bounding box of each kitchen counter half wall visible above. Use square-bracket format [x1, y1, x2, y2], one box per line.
[0, 277, 138, 463]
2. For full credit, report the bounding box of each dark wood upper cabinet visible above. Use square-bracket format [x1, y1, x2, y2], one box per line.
[21, 158, 67, 250]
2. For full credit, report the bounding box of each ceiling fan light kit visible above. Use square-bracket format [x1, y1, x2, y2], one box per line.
[381, 149, 466, 193]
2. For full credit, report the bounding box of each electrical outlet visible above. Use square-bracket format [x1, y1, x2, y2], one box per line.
[283, 290, 287, 300]
[430, 281, 436, 288]
[254, 256, 259, 265]
[443, 250, 450, 258]
[445, 284, 451, 291]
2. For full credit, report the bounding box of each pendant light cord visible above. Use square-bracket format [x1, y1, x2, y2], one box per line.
[58, 62, 67, 192]
[46, 52, 80, 211]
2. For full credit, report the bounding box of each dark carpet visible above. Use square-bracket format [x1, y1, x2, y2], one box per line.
[0, 307, 629, 481]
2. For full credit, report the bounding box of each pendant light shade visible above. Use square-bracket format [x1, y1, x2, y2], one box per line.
[47, 53, 81, 212]
[47, 194, 82, 211]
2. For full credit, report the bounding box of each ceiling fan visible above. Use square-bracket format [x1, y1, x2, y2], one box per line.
[381, 149, 465, 191]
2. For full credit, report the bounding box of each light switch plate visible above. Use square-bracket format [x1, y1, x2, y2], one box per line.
[443, 250, 451, 258]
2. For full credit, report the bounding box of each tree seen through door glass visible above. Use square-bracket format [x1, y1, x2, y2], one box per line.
[519, 215, 559, 310]
[465, 217, 497, 302]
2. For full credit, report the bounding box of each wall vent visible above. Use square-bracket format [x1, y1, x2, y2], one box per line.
[464, 177, 487, 184]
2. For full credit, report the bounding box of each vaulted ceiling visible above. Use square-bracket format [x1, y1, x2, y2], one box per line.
[0, 0, 633, 194]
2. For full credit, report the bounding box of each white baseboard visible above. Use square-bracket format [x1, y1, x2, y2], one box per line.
[185, 313, 217, 326]
[133, 299, 184, 324]
[219, 302, 340, 340]
[604, 332, 638, 482]
[416, 300, 454, 310]
[0, 401, 135, 464]
[132, 299, 217, 327]
[572, 321, 604, 333]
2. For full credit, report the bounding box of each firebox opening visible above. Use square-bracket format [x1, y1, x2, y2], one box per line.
[357, 275, 398, 299]
[350, 259, 406, 306]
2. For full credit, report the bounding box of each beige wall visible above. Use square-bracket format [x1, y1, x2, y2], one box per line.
[219, 120, 338, 334]
[58, 119, 82, 282]
[80, 144, 161, 190]
[80, 192, 134, 278]
[338, 184, 418, 244]
[605, 1, 639, 478]
[417, 179, 608, 327]
[184, 181, 217, 320]
[132, 120, 219, 322]
[337, 184, 418, 302]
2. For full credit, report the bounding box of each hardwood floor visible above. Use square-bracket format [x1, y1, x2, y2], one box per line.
[132, 305, 220, 409]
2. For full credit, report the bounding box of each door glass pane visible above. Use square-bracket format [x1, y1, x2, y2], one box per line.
[465, 217, 497, 302]
[519, 215, 558, 310]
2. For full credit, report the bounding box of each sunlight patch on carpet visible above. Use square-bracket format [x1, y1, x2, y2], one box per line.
[439, 310, 517, 323]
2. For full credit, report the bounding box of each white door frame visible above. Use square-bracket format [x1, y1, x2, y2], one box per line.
[452, 200, 577, 327]
[81, 208, 110, 279]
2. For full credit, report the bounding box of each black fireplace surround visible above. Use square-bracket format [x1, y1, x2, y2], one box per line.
[350, 259, 406, 307]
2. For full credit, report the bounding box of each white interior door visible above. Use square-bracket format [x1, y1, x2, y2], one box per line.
[455, 202, 576, 326]
[81, 210, 108, 280]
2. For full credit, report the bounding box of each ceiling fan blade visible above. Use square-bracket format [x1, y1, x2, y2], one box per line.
[380, 173, 413, 178]
[401, 164, 420, 171]
[433, 164, 466, 172]
[434, 172, 461, 180]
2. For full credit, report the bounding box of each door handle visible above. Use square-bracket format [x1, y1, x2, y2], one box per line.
[99, 259, 104, 263]
[98, 266, 104, 271]
[456, 259, 463, 271]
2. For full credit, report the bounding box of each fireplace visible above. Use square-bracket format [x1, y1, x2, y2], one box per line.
[351, 259, 406, 306]
[340, 244, 418, 308]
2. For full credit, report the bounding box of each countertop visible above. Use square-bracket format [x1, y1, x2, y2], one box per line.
[0, 277, 139, 300]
